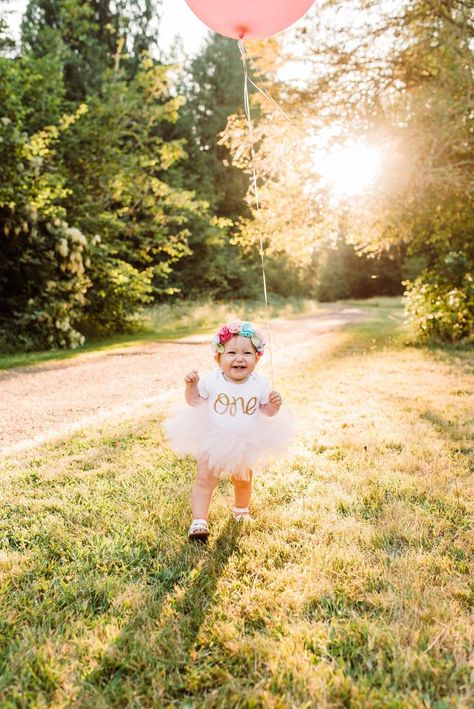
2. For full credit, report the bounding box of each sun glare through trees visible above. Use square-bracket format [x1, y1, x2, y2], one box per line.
[313, 141, 382, 197]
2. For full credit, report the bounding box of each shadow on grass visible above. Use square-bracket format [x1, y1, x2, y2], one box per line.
[422, 344, 474, 374]
[420, 410, 473, 450]
[78, 519, 241, 704]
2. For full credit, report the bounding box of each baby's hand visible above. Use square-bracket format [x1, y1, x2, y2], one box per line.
[184, 369, 200, 385]
[268, 390, 282, 413]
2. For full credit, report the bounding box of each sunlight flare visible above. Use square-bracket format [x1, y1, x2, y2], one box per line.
[315, 142, 382, 196]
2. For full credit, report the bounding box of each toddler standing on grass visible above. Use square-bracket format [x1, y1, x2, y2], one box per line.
[164, 319, 293, 541]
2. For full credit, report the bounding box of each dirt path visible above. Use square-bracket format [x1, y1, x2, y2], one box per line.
[0, 305, 364, 456]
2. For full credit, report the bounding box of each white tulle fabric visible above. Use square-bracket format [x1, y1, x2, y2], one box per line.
[163, 401, 294, 481]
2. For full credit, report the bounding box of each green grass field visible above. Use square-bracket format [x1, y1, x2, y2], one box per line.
[0, 300, 472, 707]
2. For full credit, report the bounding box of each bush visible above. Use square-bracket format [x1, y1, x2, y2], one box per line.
[404, 272, 474, 343]
[79, 242, 154, 335]
[0, 216, 90, 351]
[0, 82, 90, 350]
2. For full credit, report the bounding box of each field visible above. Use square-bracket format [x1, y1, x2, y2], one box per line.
[0, 299, 472, 707]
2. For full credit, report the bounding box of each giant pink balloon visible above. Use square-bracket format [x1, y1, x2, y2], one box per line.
[185, 0, 315, 40]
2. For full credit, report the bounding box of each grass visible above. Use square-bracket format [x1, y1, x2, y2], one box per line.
[0, 295, 319, 370]
[0, 299, 473, 706]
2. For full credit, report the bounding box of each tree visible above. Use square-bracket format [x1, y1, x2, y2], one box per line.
[0, 56, 90, 349]
[167, 33, 263, 299]
[225, 0, 474, 337]
[346, 0, 474, 340]
[178, 33, 251, 219]
[21, 0, 160, 101]
[0, 8, 16, 54]
[0, 1, 227, 347]
[59, 54, 211, 330]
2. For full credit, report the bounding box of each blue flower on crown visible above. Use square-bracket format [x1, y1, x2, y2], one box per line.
[239, 321, 254, 338]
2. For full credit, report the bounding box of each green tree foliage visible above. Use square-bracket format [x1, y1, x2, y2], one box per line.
[404, 269, 474, 343]
[178, 34, 250, 219]
[315, 235, 403, 302]
[0, 29, 91, 349]
[21, 0, 158, 100]
[22, 0, 117, 101]
[168, 33, 262, 300]
[0, 70, 90, 349]
[0, 10, 16, 54]
[58, 54, 209, 329]
[0, 0, 223, 348]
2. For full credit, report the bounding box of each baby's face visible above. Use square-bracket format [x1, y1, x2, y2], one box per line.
[216, 335, 258, 383]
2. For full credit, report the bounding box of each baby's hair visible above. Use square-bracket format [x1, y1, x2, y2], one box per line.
[211, 320, 265, 358]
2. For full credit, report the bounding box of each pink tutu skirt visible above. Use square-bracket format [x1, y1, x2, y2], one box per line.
[163, 404, 294, 480]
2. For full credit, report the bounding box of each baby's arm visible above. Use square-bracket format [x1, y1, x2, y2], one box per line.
[184, 369, 202, 406]
[260, 390, 282, 417]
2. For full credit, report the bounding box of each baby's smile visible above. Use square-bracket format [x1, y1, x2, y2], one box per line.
[218, 335, 258, 382]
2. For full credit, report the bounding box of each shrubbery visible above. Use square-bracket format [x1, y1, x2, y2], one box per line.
[0, 90, 90, 350]
[0, 217, 90, 351]
[404, 266, 474, 344]
[0, 46, 216, 350]
[79, 241, 154, 335]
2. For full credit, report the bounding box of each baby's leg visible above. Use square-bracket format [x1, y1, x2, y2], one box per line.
[191, 458, 219, 520]
[232, 470, 253, 510]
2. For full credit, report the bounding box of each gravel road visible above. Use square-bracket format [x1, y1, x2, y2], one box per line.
[0, 306, 364, 457]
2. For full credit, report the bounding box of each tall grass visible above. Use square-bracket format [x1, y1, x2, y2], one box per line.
[144, 295, 320, 333]
[0, 300, 472, 706]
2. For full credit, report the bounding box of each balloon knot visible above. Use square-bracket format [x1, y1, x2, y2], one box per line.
[237, 27, 248, 39]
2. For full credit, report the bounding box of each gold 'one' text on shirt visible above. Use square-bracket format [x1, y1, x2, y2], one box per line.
[213, 393, 258, 417]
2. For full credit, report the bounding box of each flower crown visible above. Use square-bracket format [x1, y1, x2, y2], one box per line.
[211, 320, 265, 358]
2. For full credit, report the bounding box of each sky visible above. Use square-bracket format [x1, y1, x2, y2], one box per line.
[3, 0, 210, 56]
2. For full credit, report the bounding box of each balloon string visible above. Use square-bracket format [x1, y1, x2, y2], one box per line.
[246, 77, 295, 128]
[238, 39, 274, 387]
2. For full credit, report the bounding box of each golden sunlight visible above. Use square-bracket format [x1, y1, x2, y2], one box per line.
[315, 141, 381, 196]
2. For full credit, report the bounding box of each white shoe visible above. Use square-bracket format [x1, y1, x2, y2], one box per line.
[232, 506, 251, 522]
[188, 518, 209, 541]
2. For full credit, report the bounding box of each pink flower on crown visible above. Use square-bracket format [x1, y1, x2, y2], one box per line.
[226, 320, 242, 334]
[218, 326, 233, 344]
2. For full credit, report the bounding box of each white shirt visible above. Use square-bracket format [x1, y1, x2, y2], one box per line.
[198, 369, 271, 432]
